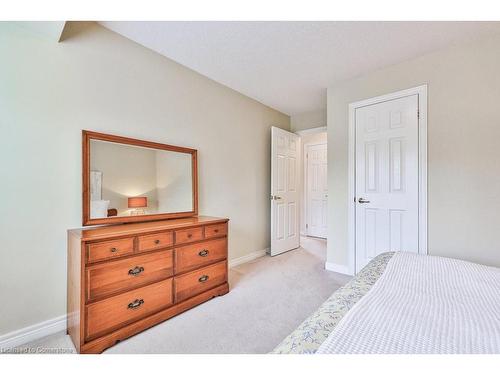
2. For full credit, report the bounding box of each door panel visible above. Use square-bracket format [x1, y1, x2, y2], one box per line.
[355, 95, 419, 272]
[389, 209, 404, 251]
[276, 155, 285, 192]
[276, 202, 285, 240]
[288, 202, 297, 238]
[271, 127, 300, 255]
[306, 143, 328, 238]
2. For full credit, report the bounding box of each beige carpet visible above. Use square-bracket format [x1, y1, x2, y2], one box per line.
[19, 237, 350, 354]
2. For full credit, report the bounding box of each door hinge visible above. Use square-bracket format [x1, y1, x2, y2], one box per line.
[417, 110, 420, 119]
[306, 223, 309, 229]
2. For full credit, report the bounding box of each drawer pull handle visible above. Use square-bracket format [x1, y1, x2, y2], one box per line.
[127, 299, 144, 309]
[187, 234, 193, 238]
[198, 249, 209, 257]
[154, 239, 160, 245]
[214, 229, 219, 233]
[198, 275, 209, 283]
[110, 247, 118, 253]
[128, 266, 145, 276]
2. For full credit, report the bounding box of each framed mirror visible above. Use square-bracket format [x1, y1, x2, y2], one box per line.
[82, 130, 198, 226]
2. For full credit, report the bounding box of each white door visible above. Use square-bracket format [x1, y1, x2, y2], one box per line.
[306, 143, 328, 238]
[355, 94, 419, 272]
[271, 126, 300, 256]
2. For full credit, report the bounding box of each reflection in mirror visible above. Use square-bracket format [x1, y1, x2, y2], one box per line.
[89, 140, 193, 219]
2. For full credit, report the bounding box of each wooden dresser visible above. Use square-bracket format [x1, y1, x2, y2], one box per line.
[67, 216, 229, 353]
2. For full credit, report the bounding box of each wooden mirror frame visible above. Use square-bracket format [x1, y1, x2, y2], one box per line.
[82, 130, 198, 226]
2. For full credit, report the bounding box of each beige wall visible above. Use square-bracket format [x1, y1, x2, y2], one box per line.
[0, 22, 289, 335]
[91, 141, 159, 215]
[291, 109, 326, 131]
[328, 33, 500, 270]
[156, 151, 193, 213]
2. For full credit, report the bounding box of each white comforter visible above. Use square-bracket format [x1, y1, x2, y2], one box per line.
[317, 252, 500, 354]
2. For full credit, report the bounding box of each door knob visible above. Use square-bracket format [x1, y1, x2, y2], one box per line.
[270, 195, 283, 200]
[358, 197, 370, 204]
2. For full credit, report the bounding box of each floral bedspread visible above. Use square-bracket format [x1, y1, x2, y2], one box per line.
[271, 252, 394, 354]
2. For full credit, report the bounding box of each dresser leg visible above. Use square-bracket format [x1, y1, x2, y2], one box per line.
[214, 282, 229, 297]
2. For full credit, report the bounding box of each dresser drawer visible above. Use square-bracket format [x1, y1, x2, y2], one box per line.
[174, 261, 227, 302]
[86, 249, 174, 301]
[175, 227, 204, 245]
[87, 238, 134, 263]
[138, 232, 173, 253]
[175, 238, 227, 274]
[86, 278, 173, 340]
[204, 223, 227, 239]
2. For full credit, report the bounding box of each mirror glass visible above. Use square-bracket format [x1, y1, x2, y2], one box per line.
[89, 139, 193, 219]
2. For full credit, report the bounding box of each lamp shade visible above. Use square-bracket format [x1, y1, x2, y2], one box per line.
[128, 196, 148, 208]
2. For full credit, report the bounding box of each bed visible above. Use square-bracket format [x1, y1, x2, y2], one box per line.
[272, 252, 500, 354]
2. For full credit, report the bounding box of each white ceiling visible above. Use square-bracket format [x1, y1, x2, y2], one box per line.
[99, 21, 500, 115]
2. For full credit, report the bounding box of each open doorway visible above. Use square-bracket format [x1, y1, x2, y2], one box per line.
[269, 126, 327, 257]
[297, 127, 327, 242]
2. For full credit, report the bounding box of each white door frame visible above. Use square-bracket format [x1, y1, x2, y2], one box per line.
[304, 142, 327, 238]
[347, 85, 428, 275]
[295, 126, 327, 137]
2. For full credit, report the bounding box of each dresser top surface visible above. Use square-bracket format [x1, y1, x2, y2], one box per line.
[69, 216, 229, 241]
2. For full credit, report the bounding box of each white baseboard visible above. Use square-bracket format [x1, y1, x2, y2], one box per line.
[229, 248, 268, 268]
[0, 314, 67, 350]
[325, 261, 353, 276]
